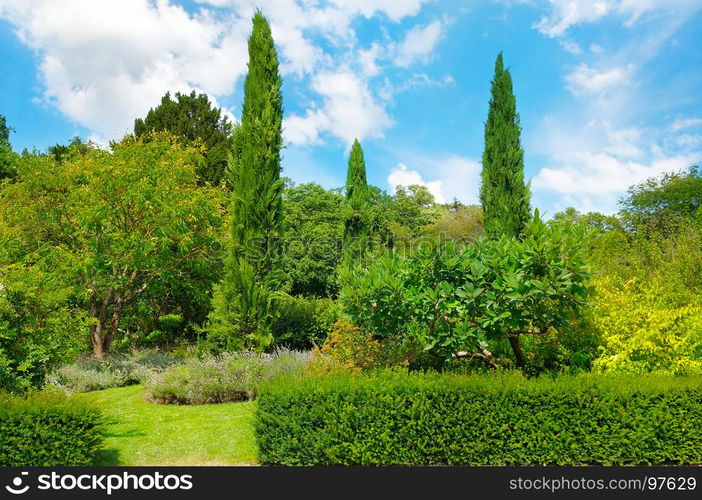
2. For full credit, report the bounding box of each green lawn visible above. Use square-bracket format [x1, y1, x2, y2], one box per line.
[78, 385, 257, 466]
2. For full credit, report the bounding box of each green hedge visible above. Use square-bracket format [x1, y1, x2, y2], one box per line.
[255, 372, 702, 465]
[0, 391, 103, 466]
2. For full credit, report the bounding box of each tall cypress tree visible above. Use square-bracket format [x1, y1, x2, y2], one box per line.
[480, 52, 532, 369]
[480, 52, 531, 239]
[210, 11, 283, 350]
[343, 138, 371, 259]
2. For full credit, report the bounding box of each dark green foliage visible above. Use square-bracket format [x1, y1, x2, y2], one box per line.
[340, 213, 593, 369]
[281, 182, 344, 297]
[271, 294, 340, 349]
[620, 165, 702, 234]
[480, 53, 531, 239]
[210, 11, 284, 349]
[0, 391, 103, 466]
[47, 136, 92, 163]
[343, 139, 371, 258]
[134, 91, 234, 185]
[256, 372, 702, 465]
[0, 114, 17, 180]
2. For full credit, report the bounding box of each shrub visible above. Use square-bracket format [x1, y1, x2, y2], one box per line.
[49, 349, 180, 393]
[305, 319, 422, 375]
[0, 391, 103, 466]
[0, 264, 84, 392]
[255, 372, 702, 465]
[271, 294, 340, 349]
[145, 349, 309, 404]
[592, 276, 702, 375]
[339, 213, 593, 369]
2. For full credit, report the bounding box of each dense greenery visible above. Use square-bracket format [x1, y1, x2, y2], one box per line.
[0, 114, 18, 180]
[0, 391, 103, 466]
[0, 265, 83, 391]
[209, 11, 284, 351]
[134, 91, 235, 186]
[340, 214, 592, 368]
[256, 372, 702, 465]
[0, 135, 224, 359]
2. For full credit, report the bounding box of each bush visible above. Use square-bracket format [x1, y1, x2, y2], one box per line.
[0, 264, 84, 392]
[305, 319, 422, 375]
[271, 294, 340, 349]
[255, 372, 702, 465]
[339, 213, 593, 369]
[49, 349, 180, 393]
[0, 391, 103, 465]
[145, 349, 309, 404]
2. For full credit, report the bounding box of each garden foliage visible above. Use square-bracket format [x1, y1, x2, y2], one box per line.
[340, 213, 592, 367]
[256, 372, 702, 465]
[0, 391, 103, 466]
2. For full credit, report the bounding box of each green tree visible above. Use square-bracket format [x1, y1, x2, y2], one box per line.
[0, 115, 18, 180]
[0, 134, 224, 358]
[0, 264, 84, 391]
[47, 136, 93, 163]
[340, 213, 593, 370]
[209, 11, 284, 350]
[134, 91, 234, 186]
[480, 52, 531, 239]
[282, 182, 344, 297]
[619, 166, 702, 234]
[343, 139, 371, 259]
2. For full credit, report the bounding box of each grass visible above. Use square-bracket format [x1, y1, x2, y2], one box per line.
[77, 385, 257, 466]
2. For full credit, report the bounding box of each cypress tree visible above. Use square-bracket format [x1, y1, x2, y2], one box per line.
[480, 52, 531, 239]
[479, 52, 532, 369]
[210, 11, 283, 350]
[343, 138, 371, 259]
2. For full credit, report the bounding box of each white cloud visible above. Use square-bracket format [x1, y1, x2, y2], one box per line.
[0, 0, 249, 141]
[565, 63, 633, 96]
[0, 0, 438, 144]
[284, 71, 392, 146]
[560, 39, 583, 55]
[393, 19, 445, 67]
[670, 117, 702, 132]
[388, 163, 445, 203]
[531, 118, 702, 213]
[386, 154, 481, 205]
[589, 43, 604, 54]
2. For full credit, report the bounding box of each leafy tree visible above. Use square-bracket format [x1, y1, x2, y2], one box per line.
[423, 204, 484, 243]
[619, 166, 702, 234]
[47, 136, 93, 163]
[0, 115, 18, 180]
[134, 91, 234, 186]
[340, 213, 593, 370]
[0, 134, 224, 358]
[210, 11, 284, 350]
[479, 52, 531, 239]
[343, 139, 371, 259]
[282, 182, 344, 297]
[0, 264, 83, 391]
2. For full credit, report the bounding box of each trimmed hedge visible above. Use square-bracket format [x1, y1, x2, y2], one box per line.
[0, 391, 103, 466]
[255, 372, 702, 465]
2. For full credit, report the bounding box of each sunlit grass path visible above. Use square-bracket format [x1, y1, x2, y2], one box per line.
[78, 385, 257, 466]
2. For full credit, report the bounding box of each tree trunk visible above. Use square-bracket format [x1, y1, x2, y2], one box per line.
[508, 336, 525, 369]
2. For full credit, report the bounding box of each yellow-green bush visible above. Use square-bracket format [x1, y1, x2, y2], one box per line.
[592, 276, 702, 375]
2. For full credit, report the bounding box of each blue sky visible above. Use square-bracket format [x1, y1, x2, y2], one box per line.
[1, 0, 701, 215]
